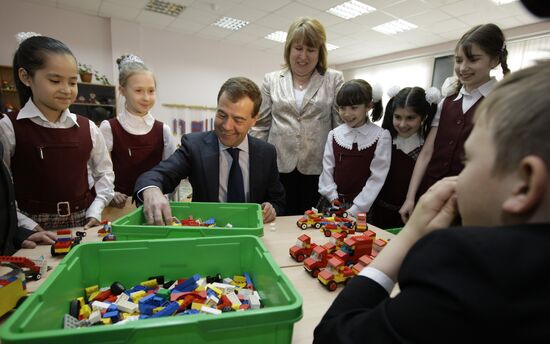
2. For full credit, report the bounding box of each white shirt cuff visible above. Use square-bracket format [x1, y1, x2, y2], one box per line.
[136, 185, 162, 203]
[359, 267, 395, 294]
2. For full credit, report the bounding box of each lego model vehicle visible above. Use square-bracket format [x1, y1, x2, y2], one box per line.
[317, 257, 355, 291]
[0, 256, 47, 281]
[304, 246, 332, 278]
[289, 234, 317, 262]
[333, 235, 374, 266]
[296, 208, 324, 230]
[355, 212, 368, 232]
[321, 232, 347, 254]
[325, 205, 348, 218]
[352, 254, 374, 275]
[0, 264, 27, 317]
[51, 229, 81, 257]
[320, 217, 356, 237]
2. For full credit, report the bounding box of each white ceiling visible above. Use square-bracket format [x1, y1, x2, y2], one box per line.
[20, 0, 545, 64]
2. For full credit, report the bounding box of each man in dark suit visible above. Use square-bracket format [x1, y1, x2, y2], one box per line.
[1, 139, 57, 255]
[134, 77, 285, 224]
[314, 62, 550, 343]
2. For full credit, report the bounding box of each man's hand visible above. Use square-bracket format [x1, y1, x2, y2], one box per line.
[405, 176, 459, 238]
[143, 187, 172, 225]
[262, 202, 276, 223]
[21, 231, 57, 248]
[109, 192, 128, 208]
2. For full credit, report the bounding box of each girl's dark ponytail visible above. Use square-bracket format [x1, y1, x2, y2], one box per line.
[371, 100, 384, 122]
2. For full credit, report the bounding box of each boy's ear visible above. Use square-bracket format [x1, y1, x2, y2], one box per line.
[502, 156, 547, 214]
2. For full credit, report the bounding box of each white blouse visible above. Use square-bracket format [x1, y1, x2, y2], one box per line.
[394, 133, 423, 154]
[432, 77, 497, 127]
[0, 100, 115, 228]
[318, 122, 392, 216]
[99, 108, 177, 160]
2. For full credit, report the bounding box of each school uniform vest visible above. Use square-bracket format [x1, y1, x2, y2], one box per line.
[7, 113, 93, 215]
[109, 118, 163, 195]
[332, 140, 376, 203]
[417, 95, 482, 198]
[371, 145, 419, 229]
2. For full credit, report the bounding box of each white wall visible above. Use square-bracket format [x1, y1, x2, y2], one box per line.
[0, 0, 283, 135]
[0, 0, 113, 83]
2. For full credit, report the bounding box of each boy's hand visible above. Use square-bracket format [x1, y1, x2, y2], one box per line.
[405, 176, 459, 238]
[262, 202, 276, 223]
[21, 231, 57, 248]
[109, 192, 128, 208]
[143, 187, 172, 225]
[370, 177, 459, 281]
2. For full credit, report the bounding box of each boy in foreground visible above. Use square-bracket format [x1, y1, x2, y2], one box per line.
[314, 61, 550, 343]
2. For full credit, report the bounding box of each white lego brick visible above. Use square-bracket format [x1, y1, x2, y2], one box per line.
[91, 300, 111, 311]
[88, 310, 102, 324]
[200, 305, 222, 315]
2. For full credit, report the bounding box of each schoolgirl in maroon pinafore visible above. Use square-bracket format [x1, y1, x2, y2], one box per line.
[318, 79, 391, 217]
[99, 54, 176, 209]
[399, 24, 510, 222]
[370, 86, 440, 229]
[0, 34, 114, 230]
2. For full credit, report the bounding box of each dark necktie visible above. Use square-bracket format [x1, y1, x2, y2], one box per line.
[227, 148, 245, 202]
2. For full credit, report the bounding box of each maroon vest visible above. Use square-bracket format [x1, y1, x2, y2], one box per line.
[332, 139, 376, 203]
[417, 95, 482, 198]
[371, 145, 417, 228]
[8, 113, 93, 214]
[109, 118, 163, 195]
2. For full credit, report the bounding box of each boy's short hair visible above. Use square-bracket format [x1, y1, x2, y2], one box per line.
[475, 60, 550, 174]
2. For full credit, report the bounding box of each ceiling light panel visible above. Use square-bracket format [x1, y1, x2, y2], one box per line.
[145, 0, 184, 17]
[327, 0, 376, 20]
[372, 19, 418, 35]
[213, 16, 250, 31]
[265, 31, 288, 43]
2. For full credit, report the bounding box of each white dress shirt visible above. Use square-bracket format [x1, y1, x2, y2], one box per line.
[432, 77, 497, 127]
[318, 122, 392, 216]
[0, 100, 115, 226]
[218, 137, 250, 203]
[99, 107, 177, 160]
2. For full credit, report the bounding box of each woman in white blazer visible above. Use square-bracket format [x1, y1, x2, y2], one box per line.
[250, 17, 344, 215]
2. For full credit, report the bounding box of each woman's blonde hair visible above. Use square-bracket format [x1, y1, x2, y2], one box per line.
[283, 17, 328, 75]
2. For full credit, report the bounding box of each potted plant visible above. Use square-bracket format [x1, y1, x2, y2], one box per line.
[78, 63, 93, 83]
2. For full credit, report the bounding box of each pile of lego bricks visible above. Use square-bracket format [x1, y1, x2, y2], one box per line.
[63, 272, 261, 329]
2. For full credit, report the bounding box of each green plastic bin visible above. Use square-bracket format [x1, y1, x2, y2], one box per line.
[0, 236, 302, 343]
[384, 227, 402, 235]
[111, 202, 264, 240]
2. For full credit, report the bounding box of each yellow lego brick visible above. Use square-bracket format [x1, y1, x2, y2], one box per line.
[207, 285, 223, 297]
[85, 285, 99, 298]
[77, 297, 85, 307]
[101, 317, 112, 325]
[130, 290, 146, 303]
[88, 290, 100, 302]
[140, 279, 158, 288]
[152, 306, 164, 314]
[79, 304, 91, 319]
[233, 275, 246, 283]
[191, 302, 203, 311]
